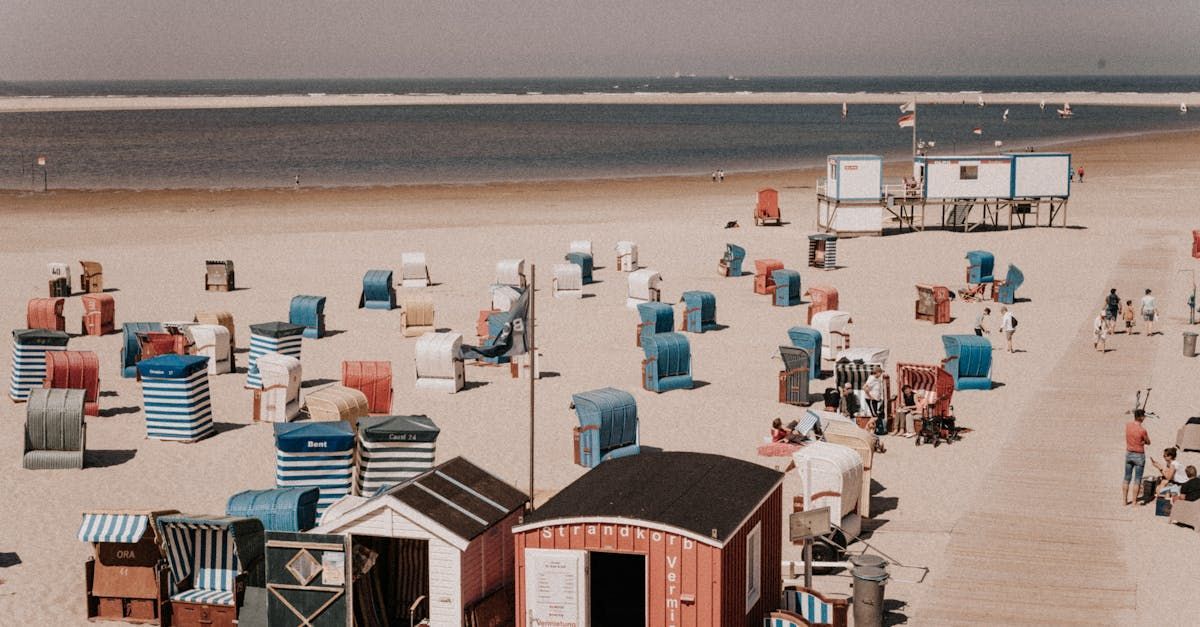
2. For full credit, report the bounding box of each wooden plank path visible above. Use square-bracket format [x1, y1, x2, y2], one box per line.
[918, 241, 1174, 625]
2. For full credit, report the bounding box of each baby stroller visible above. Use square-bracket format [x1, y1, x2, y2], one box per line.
[915, 405, 961, 447]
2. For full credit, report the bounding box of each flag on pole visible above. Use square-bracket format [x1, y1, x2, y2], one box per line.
[899, 101, 915, 113]
[36, 156, 46, 166]
[972, 127, 983, 135]
[898, 113, 916, 128]
[458, 287, 530, 359]
[994, 140, 1003, 147]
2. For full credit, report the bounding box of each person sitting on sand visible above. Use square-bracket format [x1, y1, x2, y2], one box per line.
[1150, 447, 1185, 495]
[895, 384, 918, 437]
[1176, 466, 1200, 502]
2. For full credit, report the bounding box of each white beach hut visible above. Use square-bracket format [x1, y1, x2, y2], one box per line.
[811, 310, 853, 360]
[190, 324, 231, 375]
[415, 332, 465, 393]
[915, 155, 1014, 200]
[792, 441, 863, 540]
[1009, 152, 1071, 198]
[626, 268, 663, 309]
[494, 259, 527, 288]
[401, 252, 431, 288]
[552, 264, 583, 299]
[568, 240, 593, 256]
[615, 241, 639, 272]
[817, 155, 885, 234]
[253, 353, 302, 423]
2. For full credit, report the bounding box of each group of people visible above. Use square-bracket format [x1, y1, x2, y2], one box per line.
[710, 168, 726, 182]
[1094, 288, 1158, 351]
[973, 305, 1018, 352]
[1123, 410, 1200, 506]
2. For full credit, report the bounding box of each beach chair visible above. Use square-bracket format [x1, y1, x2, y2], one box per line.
[195, 310, 236, 349]
[139, 355, 215, 442]
[1170, 498, 1200, 531]
[965, 250, 995, 284]
[782, 586, 850, 627]
[253, 353, 301, 423]
[615, 241, 638, 272]
[80, 261, 104, 294]
[359, 269, 396, 310]
[273, 422, 355, 515]
[641, 332, 693, 393]
[341, 360, 393, 414]
[765, 610, 812, 627]
[808, 234, 838, 270]
[754, 259, 784, 295]
[81, 293, 116, 336]
[773, 269, 802, 307]
[755, 187, 783, 226]
[719, 243, 746, 277]
[27, 297, 65, 332]
[821, 419, 876, 518]
[136, 331, 190, 367]
[120, 322, 163, 379]
[942, 334, 993, 390]
[787, 326, 823, 378]
[356, 415, 439, 494]
[415, 332, 465, 393]
[495, 258, 527, 288]
[156, 514, 265, 623]
[49, 262, 72, 297]
[288, 294, 326, 339]
[896, 362, 956, 438]
[565, 251, 594, 284]
[572, 387, 640, 467]
[791, 442, 863, 542]
[636, 302, 674, 347]
[835, 359, 890, 426]
[1193, 230, 1200, 259]
[681, 290, 717, 333]
[44, 350, 101, 416]
[810, 310, 852, 359]
[400, 294, 436, 337]
[191, 324, 232, 375]
[569, 240, 593, 257]
[626, 268, 663, 309]
[23, 388, 86, 469]
[915, 284, 952, 324]
[204, 260, 235, 291]
[993, 263, 1024, 304]
[79, 509, 178, 624]
[490, 284, 522, 311]
[804, 285, 839, 325]
[10, 329, 70, 401]
[1176, 417, 1200, 452]
[304, 385, 368, 428]
[400, 252, 431, 287]
[778, 346, 812, 406]
[552, 263, 584, 299]
[226, 487, 319, 533]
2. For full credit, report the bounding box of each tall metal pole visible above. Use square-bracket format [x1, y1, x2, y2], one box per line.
[911, 102, 917, 158]
[527, 263, 537, 509]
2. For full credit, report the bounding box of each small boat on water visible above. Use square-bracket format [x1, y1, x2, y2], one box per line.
[1057, 103, 1073, 118]
[977, 95, 986, 107]
[1182, 103, 1189, 114]
[1040, 99, 1046, 111]
[841, 102, 848, 119]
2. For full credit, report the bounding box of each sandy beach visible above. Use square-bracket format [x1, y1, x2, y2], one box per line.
[3, 128, 1200, 625]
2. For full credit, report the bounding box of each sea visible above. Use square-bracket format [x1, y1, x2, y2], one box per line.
[1, 76, 1197, 190]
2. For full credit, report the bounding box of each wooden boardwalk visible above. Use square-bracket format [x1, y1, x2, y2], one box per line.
[918, 242, 1175, 625]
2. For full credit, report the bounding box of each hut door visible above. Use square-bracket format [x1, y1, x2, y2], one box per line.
[265, 531, 349, 627]
[590, 552, 645, 627]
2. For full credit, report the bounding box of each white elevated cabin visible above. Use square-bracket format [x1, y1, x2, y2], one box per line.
[903, 152, 1071, 230]
[816, 155, 885, 236]
[415, 332, 465, 393]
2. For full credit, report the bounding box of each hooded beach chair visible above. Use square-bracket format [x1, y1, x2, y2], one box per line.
[719, 243, 746, 277]
[138, 355, 214, 442]
[572, 387, 640, 467]
[191, 324, 232, 375]
[225, 487, 319, 533]
[356, 415, 439, 494]
[120, 323, 163, 379]
[778, 346, 812, 406]
[204, 260, 235, 291]
[641, 332, 693, 393]
[835, 356, 890, 424]
[942, 334, 993, 390]
[246, 322, 304, 389]
[804, 285, 839, 325]
[495, 258, 527, 288]
[80, 261, 104, 294]
[569, 240, 593, 257]
[766, 610, 814, 627]
[44, 350, 101, 416]
[253, 353, 301, 423]
[78, 509, 178, 623]
[10, 329, 69, 401]
[781, 585, 850, 627]
[156, 515, 265, 620]
[304, 385, 368, 427]
[490, 284, 522, 312]
[27, 297, 65, 332]
[772, 269, 802, 307]
[791, 441, 863, 540]
[552, 263, 584, 298]
[965, 250, 995, 284]
[681, 290, 717, 333]
[636, 301, 674, 347]
[274, 422, 355, 515]
[400, 252, 430, 287]
[81, 293, 116, 336]
[400, 294, 436, 337]
[810, 310, 853, 359]
[754, 259, 784, 295]
[626, 268, 662, 309]
[195, 311, 236, 354]
[415, 332, 465, 393]
[49, 262, 71, 297]
[1177, 417, 1200, 453]
[1194, 230, 1200, 259]
[615, 241, 639, 272]
[341, 360, 392, 414]
[23, 388, 86, 469]
[820, 419, 876, 518]
[915, 284, 952, 324]
[994, 263, 1024, 305]
[135, 332, 190, 371]
[565, 251, 594, 284]
[808, 234, 838, 270]
[359, 269, 396, 310]
[896, 362, 955, 425]
[288, 294, 326, 339]
[787, 326, 824, 378]
[754, 187, 782, 226]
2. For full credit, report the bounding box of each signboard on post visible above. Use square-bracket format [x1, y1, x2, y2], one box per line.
[524, 548, 588, 627]
[789, 507, 831, 543]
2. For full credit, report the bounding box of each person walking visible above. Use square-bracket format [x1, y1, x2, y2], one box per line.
[999, 306, 1016, 353]
[1121, 299, 1136, 334]
[1077, 165, 1084, 182]
[864, 366, 887, 436]
[974, 307, 991, 336]
[1093, 310, 1109, 351]
[718, 168, 725, 182]
[1141, 288, 1158, 336]
[1124, 409, 1151, 505]
[1104, 288, 1120, 333]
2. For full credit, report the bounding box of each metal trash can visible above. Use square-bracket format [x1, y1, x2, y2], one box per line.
[852, 565, 889, 627]
[850, 554, 888, 570]
[1184, 332, 1198, 357]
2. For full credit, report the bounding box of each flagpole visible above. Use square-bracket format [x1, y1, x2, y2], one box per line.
[527, 263, 537, 510]
[912, 102, 917, 157]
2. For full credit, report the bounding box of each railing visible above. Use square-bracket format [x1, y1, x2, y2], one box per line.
[817, 177, 924, 200]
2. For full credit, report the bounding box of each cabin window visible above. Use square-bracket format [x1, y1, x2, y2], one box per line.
[745, 522, 762, 612]
[959, 165, 979, 180]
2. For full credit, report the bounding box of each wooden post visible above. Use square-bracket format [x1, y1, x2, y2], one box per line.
[528, 263, 537, 510]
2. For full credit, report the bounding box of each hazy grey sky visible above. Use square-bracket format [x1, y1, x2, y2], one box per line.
[4, 0, 1198, 80]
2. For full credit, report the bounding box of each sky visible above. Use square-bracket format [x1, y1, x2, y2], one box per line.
[3, 0, 1199, 80]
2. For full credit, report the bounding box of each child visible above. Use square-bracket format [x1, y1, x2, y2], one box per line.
[1122, 299, 1136, 334]
[1093, 311, 1108, 351]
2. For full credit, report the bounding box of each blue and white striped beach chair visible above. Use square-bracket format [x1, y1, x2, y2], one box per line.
[782, 585, 849, 627]
[274, 422, 356, 515]
[246, 322, 304, 389]
[157, 515, 264, 610]
[138, 355, 214, 443]
[9, 329, 69, 401]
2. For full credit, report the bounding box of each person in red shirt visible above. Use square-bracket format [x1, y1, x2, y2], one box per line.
[1124, 409, 1151, 505]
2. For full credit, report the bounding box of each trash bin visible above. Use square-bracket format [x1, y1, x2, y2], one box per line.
[850, 554, 888, 570]
[852, 565, 889, 627]
[1185, 332, 1198, 358]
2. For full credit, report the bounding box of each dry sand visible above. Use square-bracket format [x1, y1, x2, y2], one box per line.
[2, 130, 1199, 625]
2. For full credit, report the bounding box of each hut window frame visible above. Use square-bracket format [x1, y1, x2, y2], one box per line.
[959, 165, 979, 180]
[745, 522, 762, 612]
